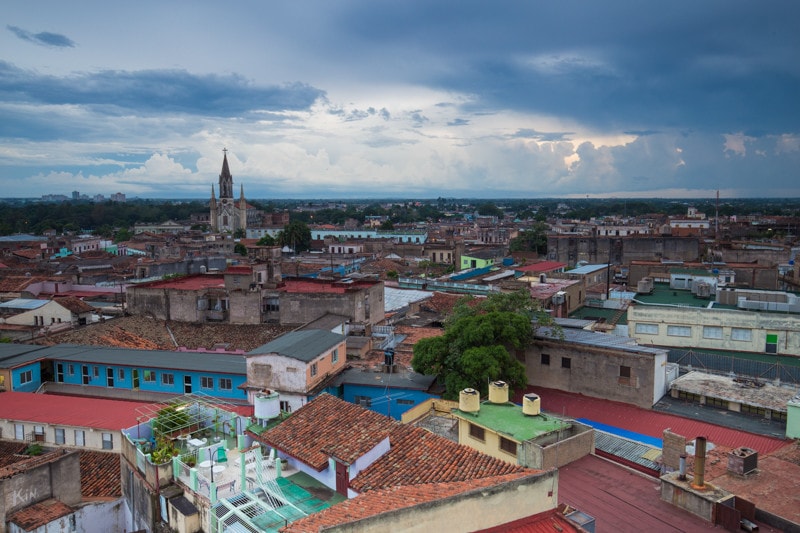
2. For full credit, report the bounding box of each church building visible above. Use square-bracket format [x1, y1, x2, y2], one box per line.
[210, 149, 248, 233]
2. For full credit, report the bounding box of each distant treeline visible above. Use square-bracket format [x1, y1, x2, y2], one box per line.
[0, 197, 796, 237]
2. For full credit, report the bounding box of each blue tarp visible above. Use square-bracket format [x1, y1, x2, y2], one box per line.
[576, 418, 663, 448]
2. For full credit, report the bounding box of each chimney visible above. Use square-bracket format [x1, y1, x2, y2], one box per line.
[692, 437, 707, 489]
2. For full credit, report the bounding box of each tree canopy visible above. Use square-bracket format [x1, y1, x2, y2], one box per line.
[411, 290, 556, 400]
[276, 221, 312, 252]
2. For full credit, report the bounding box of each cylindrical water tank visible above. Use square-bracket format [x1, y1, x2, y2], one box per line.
[459, 388, 480, 413]
[488, 380, 509, 404]
[254, 390, 280, 420]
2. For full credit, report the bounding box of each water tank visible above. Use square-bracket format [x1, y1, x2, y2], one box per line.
[254, 390, 280, 420]
[488, 380, 509, 404]
[459, 388, 480, 413]
[553, 291, 566, 305]
[522, 393, 541, 416]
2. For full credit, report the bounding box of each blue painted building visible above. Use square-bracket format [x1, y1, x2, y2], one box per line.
[326, 367, 439, 420]
[0, 344, 248, 402]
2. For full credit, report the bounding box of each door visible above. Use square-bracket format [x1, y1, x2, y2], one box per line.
[132, 369, 140, 390]
[335, 460, 348, 496]
[106, 368, 114, 387]
[56, 363, 64, 383]
[81, 365, 90, 385]
[184, 375, 192, 394]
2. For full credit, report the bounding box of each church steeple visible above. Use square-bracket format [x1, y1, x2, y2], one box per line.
[219, 148, 233, 199]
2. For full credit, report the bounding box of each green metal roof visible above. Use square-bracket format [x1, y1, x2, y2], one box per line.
[633, 282, 712, 308]
[248, 330, 345, 362]
[452, 401, 570, 442]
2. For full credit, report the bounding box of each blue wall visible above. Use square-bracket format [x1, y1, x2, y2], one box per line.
[53, 360, 247, 401]
[12, 362, 41, 393]
[339, 384, 437, 420]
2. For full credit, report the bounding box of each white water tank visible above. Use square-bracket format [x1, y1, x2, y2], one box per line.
[522, 393, 541, 416]
[488, 381, 509, 404]
[459, 388, 480, 413]
[254, 390, 280, 420]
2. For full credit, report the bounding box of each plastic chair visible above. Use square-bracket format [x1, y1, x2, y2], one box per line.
[217, 447, 228, 463]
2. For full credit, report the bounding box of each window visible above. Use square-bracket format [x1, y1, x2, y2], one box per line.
[101, 432, 113, 450]
[310, 363, 318, 377]
[280, 401, 292, 413]
[731, 328, 752, 342]
[332, 348, 339, 364]
[703, 326, 723, 340]
[162, 373, 174, 386]
[201, 376, 214, 389]
[620, 366, 631, 378]
[68, 364, 75, 375]
[93, 366, 99, 378]
[499, 437, 518, 456]
[15, 424, 24, 440]
[143, 370, 156, 383]
[561, 357, 571, 369]
[75, 430, 85, 446]
[469, 423, 485, 441]
[354, 395, 372, 407]
[55, 428, 65, 444]
[634, 323, 659, 335]
[118, 368, 125, 380]
[219, 378, 232, 391]
[667, 325, 692, 337]
[397, 399, 415, 405]
[20, 369, 33, 385]
[541, 353, 550, 366]
[765, 333, 778, 354]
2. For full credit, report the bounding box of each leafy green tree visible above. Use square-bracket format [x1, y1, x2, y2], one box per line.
[234, 242, 248, 256]
[380, 220, 395, 230]
[509, 222, 549, 254]
[256, 234, 275, 246]
[477, 202, 504, 218]
[412, 290, 557, 399]
[277, 221, 312, 252]
[234, 228, 246, 239]
[114, 228, 133, 243]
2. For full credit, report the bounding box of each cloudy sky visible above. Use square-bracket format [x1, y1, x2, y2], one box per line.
[2, 1, 799, 200]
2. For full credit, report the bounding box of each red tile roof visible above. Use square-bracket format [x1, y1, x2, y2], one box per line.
[518, 387, 788, 455]
[81, 451, 121, 498]
[0, 392, 149, 431]
[281, 473, 534, 533]
[255, 394, 526, 491]
[53, 296, 95, 314]
[7, 498, 74, 530]
[476, 508, 583, 533]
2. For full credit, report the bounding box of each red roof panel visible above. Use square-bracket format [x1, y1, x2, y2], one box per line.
[0, 392, 149, 431]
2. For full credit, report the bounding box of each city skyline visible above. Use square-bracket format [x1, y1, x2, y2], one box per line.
[2, 1, 799, 199]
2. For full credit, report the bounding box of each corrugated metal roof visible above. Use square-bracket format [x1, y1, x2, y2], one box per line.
[536, 326, 668, 355]
[47, 344, 246, 374]
[593, 431, 661, 473]
[0, 298, 49, 310]
[520, 386, 788, 455]
[0, 391, 148, 430]
[332, 367, 436, 390]
[384, 287, 432, 312]
[248, 329, 345, 362]
[567, 264, 609, 275]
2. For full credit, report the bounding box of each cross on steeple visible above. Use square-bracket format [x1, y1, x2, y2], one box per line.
[223, 147, 228, 156]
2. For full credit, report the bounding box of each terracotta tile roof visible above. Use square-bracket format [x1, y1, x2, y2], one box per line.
[420, 291, 470, 314]
[351, 423, 524, 492]
[11, 249, 41, 260]
[7, 498, 74, 530]
[80, 451, 121, 498]
[53, 296, 95, 314]
[515, 261, 567, 273]
[0, 441, 28, 468]
[476, 507, 583, 533]
[255, 394, 525, 491]
[0, 275, 49, 292]
[257, 394, 396, 470]
[281, 473, 533, 533]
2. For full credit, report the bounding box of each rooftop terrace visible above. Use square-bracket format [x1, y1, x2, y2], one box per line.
[452, 401, 569, 442]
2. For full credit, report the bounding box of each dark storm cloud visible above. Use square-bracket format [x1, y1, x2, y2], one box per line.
[334, 1, 800, 134]
[0, 61, 324, 117]
[7, 25, 75, 48]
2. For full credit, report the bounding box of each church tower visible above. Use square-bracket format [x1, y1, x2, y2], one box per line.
[210, 148, 242, 233]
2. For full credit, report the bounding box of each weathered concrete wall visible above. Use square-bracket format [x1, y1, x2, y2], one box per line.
[121, 460, 158, 533]
[325, 471, 558, 533]
[280, 292, 361, 326]
[126, 287, 170, 320]
[0, 451, 81, 531]
[525, 339, 660, 409]
[228, 291, 262, 324]
[522, 422, 595, 469]
[548, 235, 701, 267]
